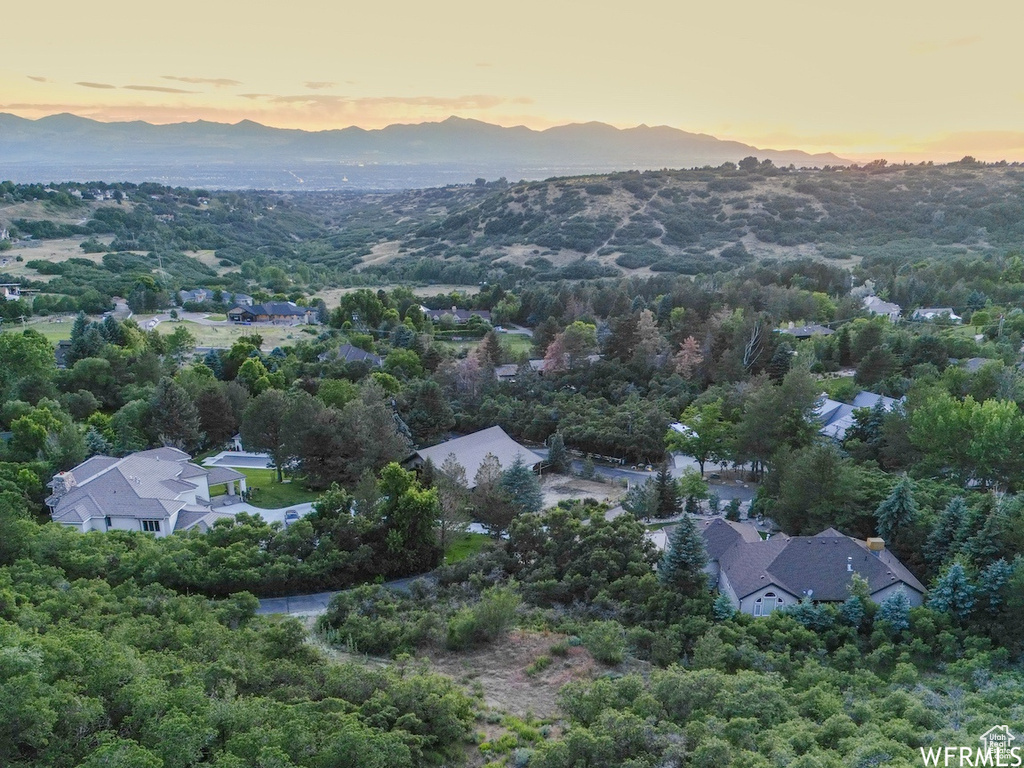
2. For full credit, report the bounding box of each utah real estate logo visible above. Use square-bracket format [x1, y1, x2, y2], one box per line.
[921, 726, 1020, 767]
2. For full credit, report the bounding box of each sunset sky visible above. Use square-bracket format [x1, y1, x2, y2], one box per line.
[2, 0, 1021, 162]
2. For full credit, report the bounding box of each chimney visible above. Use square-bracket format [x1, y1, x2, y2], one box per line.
[451, 305, 458, 313]
[48, 471, 77, 501]
[866, 538, 885, 557]
[847, 556, 853, 572]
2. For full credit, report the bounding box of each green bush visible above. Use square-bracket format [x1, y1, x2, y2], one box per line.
[583, 620, 627, 665]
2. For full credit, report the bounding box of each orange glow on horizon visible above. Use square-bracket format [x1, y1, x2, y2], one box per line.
[2, 0, 1021, 163]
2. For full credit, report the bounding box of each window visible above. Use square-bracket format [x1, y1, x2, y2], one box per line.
[141, 520, 162, 533]
[753, 592, 782, 617]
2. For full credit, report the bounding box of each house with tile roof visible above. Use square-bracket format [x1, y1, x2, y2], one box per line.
[46, 447, 248, 536]
[697, 519, 925, 616]
[405, 426, 543, 488]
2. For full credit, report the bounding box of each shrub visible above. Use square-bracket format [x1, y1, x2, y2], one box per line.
[583, 620, 627, 665]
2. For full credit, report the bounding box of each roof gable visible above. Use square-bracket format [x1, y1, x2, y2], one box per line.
[414, 426, 543, 487]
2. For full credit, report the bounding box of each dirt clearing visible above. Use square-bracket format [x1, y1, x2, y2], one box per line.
[540, 473, 625, 509]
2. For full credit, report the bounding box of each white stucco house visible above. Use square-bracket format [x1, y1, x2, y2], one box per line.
[863, 295, 902, 322]
[46, 447, 248, 536]
[698, 518, 925, 616]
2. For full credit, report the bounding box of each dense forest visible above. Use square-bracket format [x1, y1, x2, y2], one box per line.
[3, 164, 1024, 765]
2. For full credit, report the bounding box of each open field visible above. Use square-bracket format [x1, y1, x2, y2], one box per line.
[186, 249, 237, 276]
[0, 236, 117, 282]
[13, 314, 321, 350]
[150, 318, 319, 349]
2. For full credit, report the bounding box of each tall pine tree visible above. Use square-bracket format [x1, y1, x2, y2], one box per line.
[874, 475, 917, 543]
[654, 461, 680, 519]
[149, 378, 203, 452]
[547, 432, 570, 474]
[928, 561, 976, 621]
[923, 495, 967, 565]
[659, 514, 707, 594]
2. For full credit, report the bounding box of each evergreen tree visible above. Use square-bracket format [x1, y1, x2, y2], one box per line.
[978, 558, 1014, 613]
[928, 561, 976, 621]
[84, 426, 112, 457]
[876, 590, 911, 633]
[874, 475, 917, 543]
[149, 378, 203, 452]
[923, 495, 967, 564]
[725, 497, 741, 521]
[654, 461, 680, 519]
[966, 506, 1014, 565]
[658, 513, 707, 593]
[953, 499, 989, 552]
[838, 595, 865, 628]
[203, 349, 224, 379]
[622, 478, 656, 520]
[501, 454, 544, 516]
[767, 341, 793, 381]
[547, 432, 570, 474]
[472, 453, 516, 537]
[712, 593, 735, 620]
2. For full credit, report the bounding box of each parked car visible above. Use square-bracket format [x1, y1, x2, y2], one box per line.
[284, 510, 300, 526]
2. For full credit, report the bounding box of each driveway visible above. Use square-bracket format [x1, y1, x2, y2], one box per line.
[216, 501, 315, 526]
[256, 574, 435, 616]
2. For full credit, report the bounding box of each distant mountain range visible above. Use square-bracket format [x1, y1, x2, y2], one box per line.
[0, 113, 849, 190]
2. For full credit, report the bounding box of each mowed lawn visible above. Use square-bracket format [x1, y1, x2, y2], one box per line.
[500, 333, 533, 357]
[233, 468, 322, 508]
[445, 532, 491, 564]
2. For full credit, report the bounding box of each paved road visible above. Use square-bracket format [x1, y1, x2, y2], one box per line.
[256, 574, 434, 616]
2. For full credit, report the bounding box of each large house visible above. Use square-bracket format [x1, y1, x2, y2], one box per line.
[699, 518, 925, 615]
[0, 283, 22, 301]
[815, 390, 901, 441]
[420, 305, 491, 324]
[863, 295, 902, 322]
[46, 448, 248, 537]
[318, 342, 383, 366]
[912, 307, 962, 323]
[777, 323, 835, 339]
[405, 426, 543, 488]
[227, 301, 315, 324]
[179, 288, 253, 307]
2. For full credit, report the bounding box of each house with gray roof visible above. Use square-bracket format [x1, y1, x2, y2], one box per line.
[697, 519, 925, 616]
[912, 307, 962, 323]
[777, 323, 834, 339]
[46, 447, 248, 536]
[863, 295, 902, 322]
[405, 426, 543, 488]
[420, 305, 492, 324]
[815, 390, 901, 441]
[228, 302, 314, 324]
[318, 342, 383, 366]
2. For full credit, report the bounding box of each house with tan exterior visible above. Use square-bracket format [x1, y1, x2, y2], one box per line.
[46, 447, 248, 537]
[698, 518, 925, 616]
